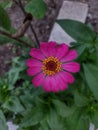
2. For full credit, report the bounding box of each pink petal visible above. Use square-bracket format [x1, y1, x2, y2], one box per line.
[40, 42, 49, 57]
[59, 82, 68, 91]
[62, 62, 80, 73]
[48, 41, 57, 56]
[50, 76, 61, 92]
[61, 50, 78, 62]
[32, 72, 45, 87]
[43, 76, 52, 92]
[56, 43, 69, 59]
[43, 74, 68, 92]
[26, 59, 42, 67]
[54, 73, 68, 91]
[43, 76, 59, 92]
[40, 42, 56, 57]
[30, 48, 45, 60]
[27, 67, 42, 76]
[58, 71, 75, 84]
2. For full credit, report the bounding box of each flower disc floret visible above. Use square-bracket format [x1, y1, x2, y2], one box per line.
[42, 56, 62, 76]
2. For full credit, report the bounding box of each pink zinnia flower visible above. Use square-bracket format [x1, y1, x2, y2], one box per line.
[26, 42, 80, 92]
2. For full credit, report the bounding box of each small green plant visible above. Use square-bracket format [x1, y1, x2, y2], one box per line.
[0, 0, 98, 130]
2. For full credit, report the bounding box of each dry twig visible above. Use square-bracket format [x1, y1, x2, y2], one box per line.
[0, 29, 32, 48]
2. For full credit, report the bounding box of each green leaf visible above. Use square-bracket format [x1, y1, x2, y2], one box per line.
[17, 128, 24, 130]
[0, 5, 11, 30]
[0, 34, 23, 46]
[74, 44, 87, 58]
[0, 35, 12, 45]
[39, 127, 43, 130]
[66, 108, 89, 130]
[92, 110, 98, 129]
[8, 57, 26, 89]
[52, 99, 75, 117]
[74, 90, 89, 107]
[83, 64, 98, 101]
[0, 33, 33, 47]
[0, 110, 8, 130]
[95, 36, 98, 45]
[20, 94, 33, 109]
[0, 26, 33, 46]
[18, 125, 39, 130]
[1, 0, 13, 9]
[57, 19, 97, 43]
[39, 119, 49, 130]
[8, 68, 21, 89]
[0, 110, 6, 123]
[47, 108, 65, 130]
[20, 107, 44, 127]
[3, 96, 25, 113]
[25, 0, 47, 19]
[0, 120, 8, 130]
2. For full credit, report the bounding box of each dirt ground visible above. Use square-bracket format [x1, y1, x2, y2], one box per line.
[0, 0, 98, 76]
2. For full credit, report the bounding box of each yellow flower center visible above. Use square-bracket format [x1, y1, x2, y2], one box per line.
[42, 56, 62, 76]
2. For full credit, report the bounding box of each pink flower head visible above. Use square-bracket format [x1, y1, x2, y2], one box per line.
[26, 42, 80, 92]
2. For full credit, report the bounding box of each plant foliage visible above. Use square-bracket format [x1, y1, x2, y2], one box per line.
[0, 1, 98, 130]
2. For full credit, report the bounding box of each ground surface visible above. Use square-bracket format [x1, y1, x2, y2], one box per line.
[0, 0, 98, 76]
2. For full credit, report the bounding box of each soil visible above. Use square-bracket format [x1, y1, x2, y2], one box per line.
[0, 0, 98, 76]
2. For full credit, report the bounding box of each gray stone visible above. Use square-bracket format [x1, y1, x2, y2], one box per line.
[90, 123, 98, 130]
[7, 121, 18, 130]
[57, 1, 88, 21]
[90, 123, 94, 130]
[49, 0, 88, 44]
